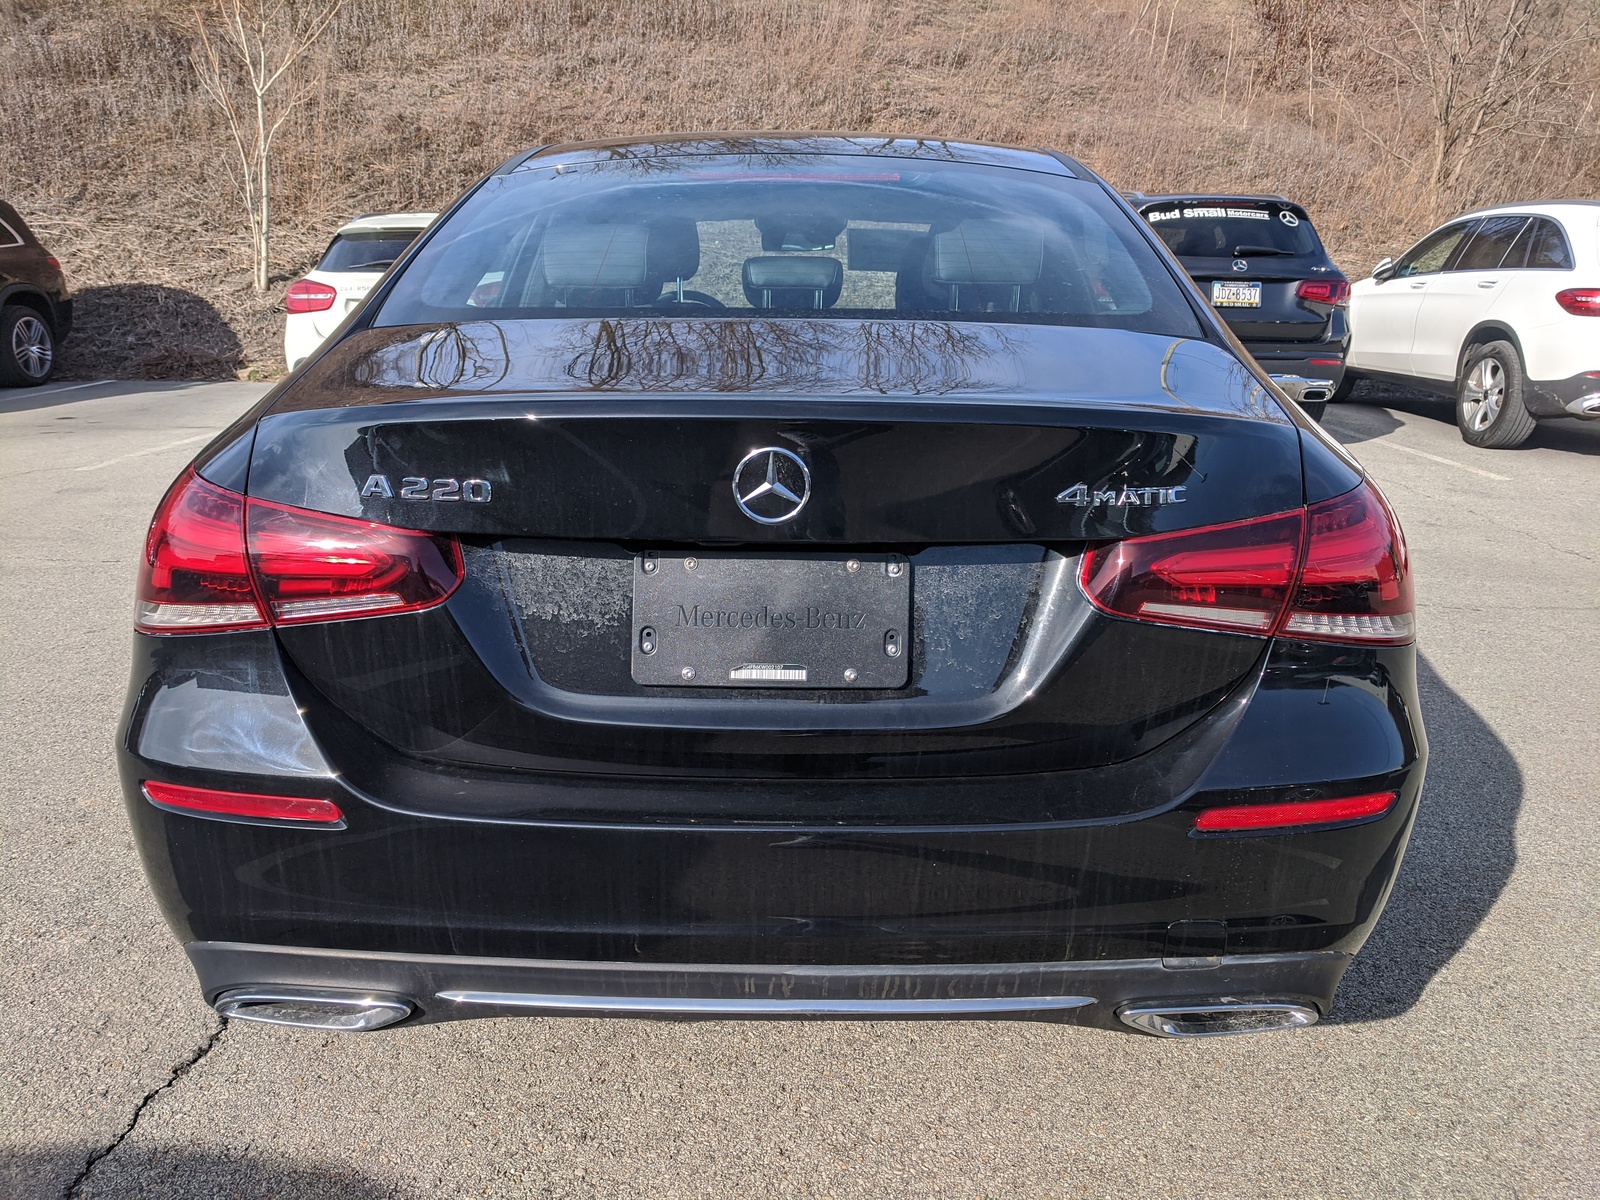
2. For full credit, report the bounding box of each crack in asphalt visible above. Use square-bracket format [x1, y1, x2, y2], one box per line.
[62, 1019, 227, 1199]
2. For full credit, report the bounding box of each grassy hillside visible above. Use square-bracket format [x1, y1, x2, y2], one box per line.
[2, 0, 1595, 379]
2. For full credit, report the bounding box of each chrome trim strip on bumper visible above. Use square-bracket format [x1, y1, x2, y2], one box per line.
[436, 990, 1095, 1016]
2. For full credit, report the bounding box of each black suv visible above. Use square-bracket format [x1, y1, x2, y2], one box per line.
[0, 200, 72, 387]
[1129, 194, 1348, 420]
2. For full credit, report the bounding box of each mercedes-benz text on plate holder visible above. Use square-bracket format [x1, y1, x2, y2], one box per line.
[631, 551, 910, 688]
[117, 134, 1425, 1039]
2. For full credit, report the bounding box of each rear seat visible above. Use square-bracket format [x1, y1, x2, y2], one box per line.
[541, 220, 651, 306]
[929, 219, 1044, 313]
[742, 256, 844, 310]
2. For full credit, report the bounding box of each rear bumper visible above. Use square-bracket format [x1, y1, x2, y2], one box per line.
[1526, 371, 1600, 419]
[1249, 343, 1348, 398]
[187, 940, 1351, 1032]
[117, 625, 1426, 996]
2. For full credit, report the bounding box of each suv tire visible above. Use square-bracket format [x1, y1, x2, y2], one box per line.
[0, 304, 57, 387]
[1300, 399, 1327, 422]
[1456, 341, 1535, 449]
[1328, 374, 1356, 404]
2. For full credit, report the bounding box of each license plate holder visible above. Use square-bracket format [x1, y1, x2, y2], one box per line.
[1211, 280, 1262, 308]
[631, 552, 911, 688]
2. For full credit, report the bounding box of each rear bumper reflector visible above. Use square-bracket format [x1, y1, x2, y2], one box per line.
[142, 781, 344, 825]
[1192, 791, 1396, 835]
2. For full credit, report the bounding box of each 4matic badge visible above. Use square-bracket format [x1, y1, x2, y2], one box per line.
[1055, 483, 1187, 507]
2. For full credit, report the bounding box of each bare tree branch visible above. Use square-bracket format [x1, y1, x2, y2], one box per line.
[191, 0, 344, 292]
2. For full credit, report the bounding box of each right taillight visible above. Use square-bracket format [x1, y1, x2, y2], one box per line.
[1555, 288, 1600, 316]
[136, 469, 462, 635]
[285, 279, 338, 313]
[1282, 484, 1413, 643]
[1296, 279, 1350, 306]
[1079, 481, 1414, 645]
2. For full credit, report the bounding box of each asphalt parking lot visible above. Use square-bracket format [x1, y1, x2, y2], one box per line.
[2, 379, 1595, 1199]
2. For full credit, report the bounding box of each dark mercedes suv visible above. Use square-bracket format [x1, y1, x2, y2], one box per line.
[1130, 194, 1349, 420]
[0, 200, 71, 387]
[118, 136, 1424, 1038]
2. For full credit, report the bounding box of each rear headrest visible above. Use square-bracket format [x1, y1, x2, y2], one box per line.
[542, 221, 650, 289]
[646, 220, 700, 282]
[931, 220, 1044, 285]
[742, 256, 844, 309]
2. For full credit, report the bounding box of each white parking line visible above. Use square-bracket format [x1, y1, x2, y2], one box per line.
[74, 432, 214, 472]
[1353, 437, 1511, 482]
[22, 379, 115, 396]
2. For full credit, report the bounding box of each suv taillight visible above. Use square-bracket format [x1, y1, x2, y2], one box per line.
[1554, 288, 1600, 316]
[1079, 482, 1413, 645]
[1296, 279, 1350, 306]
[136, 469, 462, 634]
[285, 278, 338, 313]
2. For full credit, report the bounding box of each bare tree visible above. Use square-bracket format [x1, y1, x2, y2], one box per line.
[191, 0, 343, 292]
[1342, 0, 1598, 192]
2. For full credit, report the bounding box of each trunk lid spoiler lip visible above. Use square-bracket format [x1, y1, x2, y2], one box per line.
[260, 320, 1288, 424]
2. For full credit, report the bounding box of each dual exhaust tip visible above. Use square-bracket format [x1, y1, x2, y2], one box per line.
[215, 988, 1318, 1038]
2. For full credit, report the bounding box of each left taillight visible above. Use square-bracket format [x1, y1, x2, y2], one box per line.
[136, 468, 462, 635]
[285, 278, 338, 313]
[1079, 481, 1414, 645]
[137, 470, 267, 633]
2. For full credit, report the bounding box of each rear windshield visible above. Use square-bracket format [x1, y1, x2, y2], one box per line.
[320, 230, 423, 273]
[1142, 202, 1322, 259]
[375, 155, 1203, 336]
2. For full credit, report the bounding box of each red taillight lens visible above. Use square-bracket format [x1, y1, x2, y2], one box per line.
[1193, 791, 1396, 834]
[285, 278, 338, 313]
[1080, 510, 1305, 635]
[1296, 279, 1350, 306]
[46, 255, 62, 272]
[1282, 484, 1413, 644]
[247, 500, 462, 623]
[137, 471, 463, 634]
[1079, 482, 1414, 645]
[143, 781, 344, 824]
[1554, 288, 1600, 316]
[137, 469, 267, 633]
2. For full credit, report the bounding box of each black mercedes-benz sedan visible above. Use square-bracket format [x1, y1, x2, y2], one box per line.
[118, 135, 1424, 1038]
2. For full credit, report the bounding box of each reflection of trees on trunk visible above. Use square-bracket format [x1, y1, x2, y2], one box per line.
[354, 323, 510, 390]
[568, 318, 1018, 394]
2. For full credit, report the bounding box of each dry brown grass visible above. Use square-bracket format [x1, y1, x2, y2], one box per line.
[1, 0, 1595, 379]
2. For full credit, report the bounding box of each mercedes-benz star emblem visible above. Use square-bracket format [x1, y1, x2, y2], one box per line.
[732, 447, 811, 525]
[1232, 258, 1249, 272]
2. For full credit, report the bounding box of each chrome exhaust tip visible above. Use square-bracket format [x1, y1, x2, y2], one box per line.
[1117, 1000, 1318, 1038]
[1563, 392, 1600, 417]
[1300, 387, 1331, 403]
[215, 988, 412, 1031]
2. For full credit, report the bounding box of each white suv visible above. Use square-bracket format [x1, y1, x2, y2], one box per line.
[1343, 201, 1599, 448]
[284, 212, 436, 371]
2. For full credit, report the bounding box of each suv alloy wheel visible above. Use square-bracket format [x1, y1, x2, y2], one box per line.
[0, 304, 56, 387]
[1457, 340, 1536, 449]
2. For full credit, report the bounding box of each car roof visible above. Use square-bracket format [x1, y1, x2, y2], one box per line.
[1453, 200, 1600, 222]
[335, 212, 438, 235]
[513, 133, 1081, 177]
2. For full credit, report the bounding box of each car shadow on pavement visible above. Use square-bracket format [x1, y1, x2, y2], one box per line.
[1330, 652, 1520, 1024]
[1332, 379, 1600, 456]
[3, 1146, 413, 1200]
